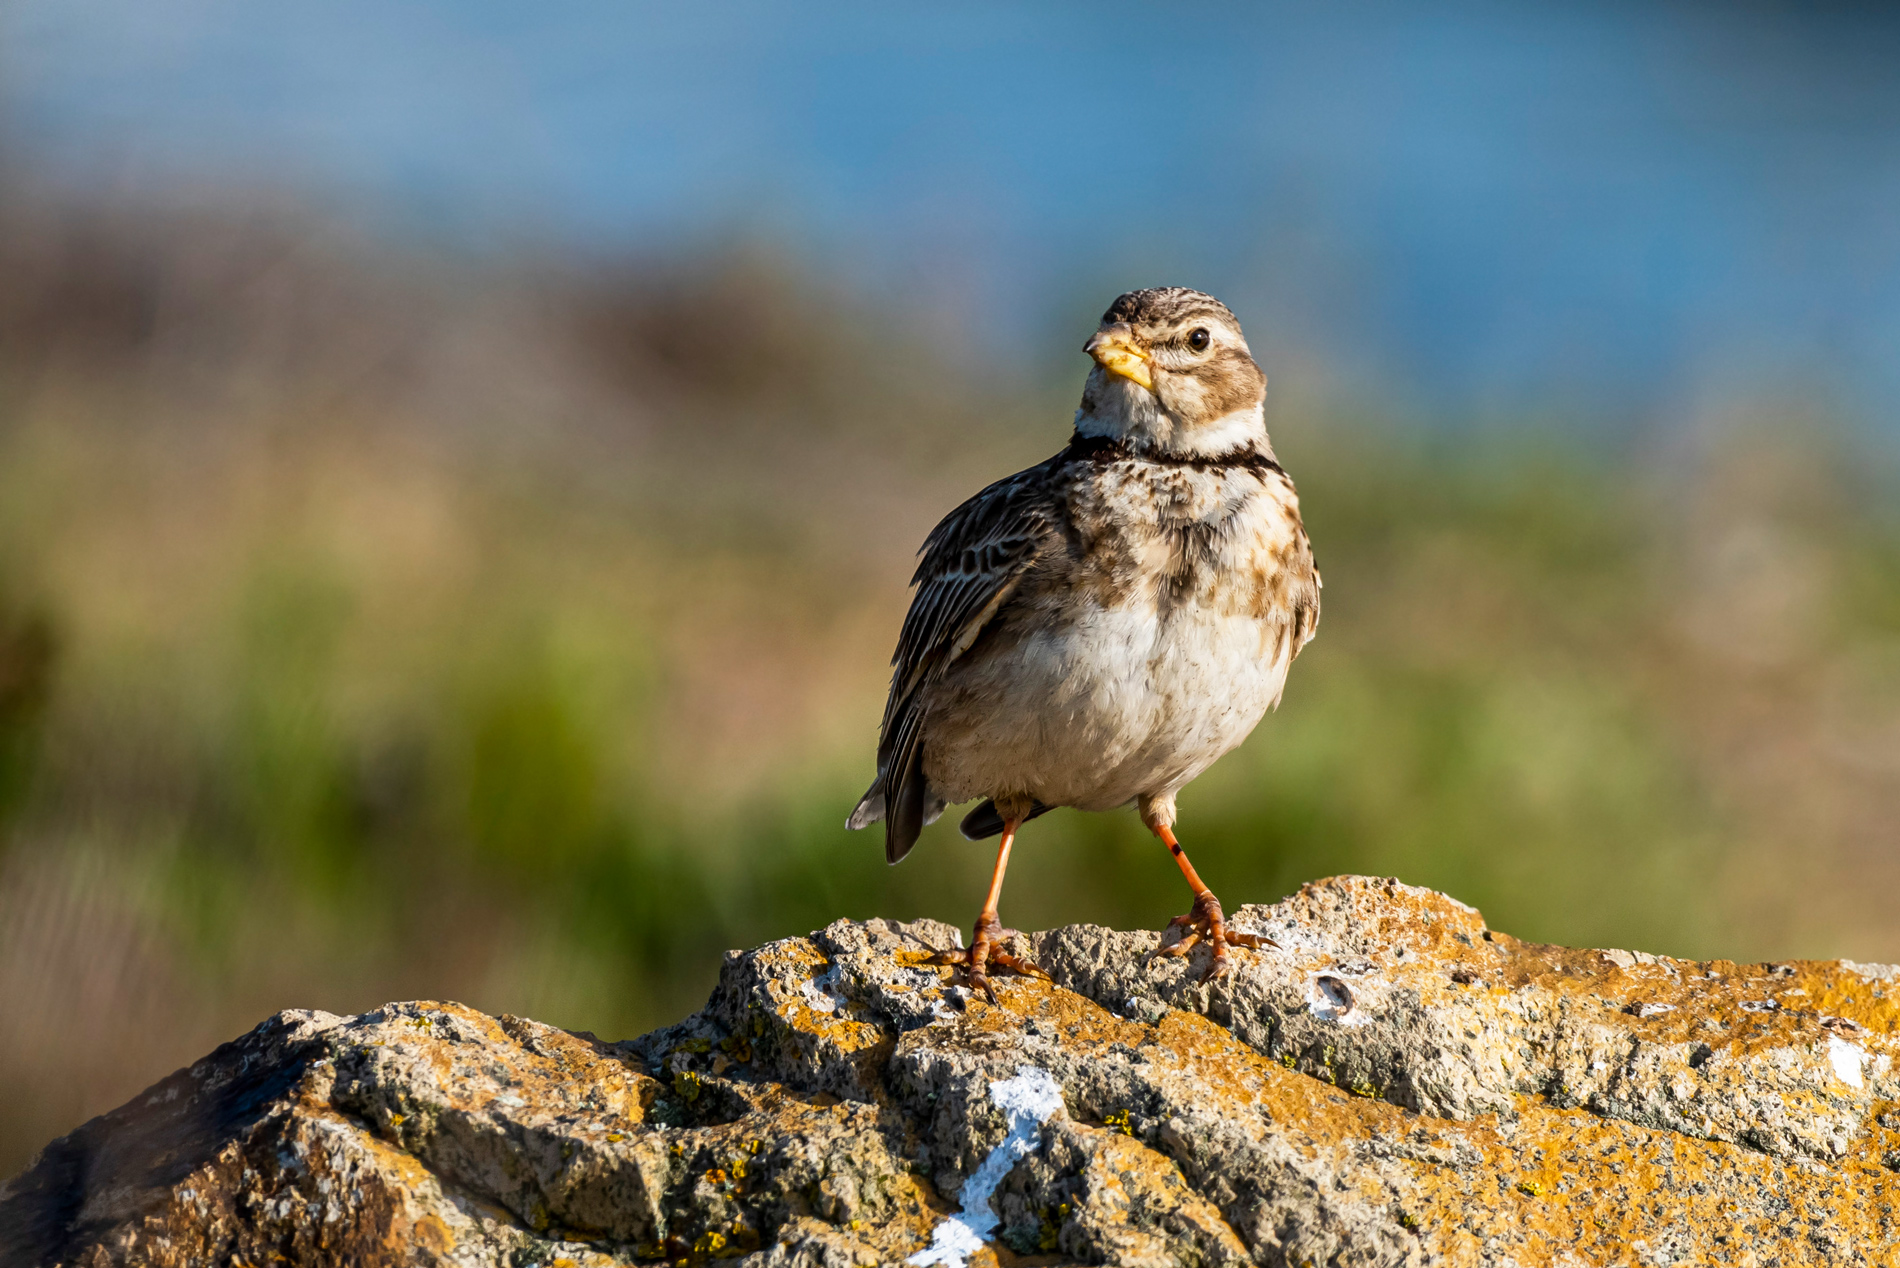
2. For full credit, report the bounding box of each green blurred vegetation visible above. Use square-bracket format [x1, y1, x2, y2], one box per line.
[2, 199, 1900, 1174]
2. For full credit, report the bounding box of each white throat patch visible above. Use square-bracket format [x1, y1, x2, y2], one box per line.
[1074, 398, 1269, 459]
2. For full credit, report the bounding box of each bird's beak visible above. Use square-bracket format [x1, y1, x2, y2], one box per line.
[1085, 323, 1153, 390]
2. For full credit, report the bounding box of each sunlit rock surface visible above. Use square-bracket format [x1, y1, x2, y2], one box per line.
[4, 876, 1898, 1266]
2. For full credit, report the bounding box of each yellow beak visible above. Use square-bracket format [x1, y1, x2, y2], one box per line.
[1085, 324, 1153, 390]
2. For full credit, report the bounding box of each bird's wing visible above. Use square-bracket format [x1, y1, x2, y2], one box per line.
[863, 456, 1064, 861]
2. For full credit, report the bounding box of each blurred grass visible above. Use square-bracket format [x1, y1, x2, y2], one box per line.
[2, 196, 1900, 1174]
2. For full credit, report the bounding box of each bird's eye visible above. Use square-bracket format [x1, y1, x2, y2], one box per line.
[1187, 328, 1211, 352]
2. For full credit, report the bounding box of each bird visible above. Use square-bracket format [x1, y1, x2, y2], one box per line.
[847, 286, 1320, 1001]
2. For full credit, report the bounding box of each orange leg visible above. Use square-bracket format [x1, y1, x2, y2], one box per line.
[1152, 824, 1276, 981]
[930, 819, 1049, 1004]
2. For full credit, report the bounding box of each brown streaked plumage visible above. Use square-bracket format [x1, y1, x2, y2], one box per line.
[848, 287, 1320, 1000]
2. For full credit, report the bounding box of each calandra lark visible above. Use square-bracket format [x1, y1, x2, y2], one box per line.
[848, 287, 1320, 1000]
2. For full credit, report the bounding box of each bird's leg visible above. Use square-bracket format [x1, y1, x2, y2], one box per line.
[1152, 824, 1276, 981]
[929, 819, 1049, 1005]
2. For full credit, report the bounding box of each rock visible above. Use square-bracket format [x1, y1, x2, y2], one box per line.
[2, 876, 1897, 1266]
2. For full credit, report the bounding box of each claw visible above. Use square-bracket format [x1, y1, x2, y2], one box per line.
[1152, 890, 1277, 982]
[1155, 930, 1202, 959]
[930, 914, 1048, 1004]
[987, 950, 1052, 981]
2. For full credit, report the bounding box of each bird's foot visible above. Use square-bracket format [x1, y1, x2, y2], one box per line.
[929, 913, 1050, 1005]
[1154, 890, 1277, 982]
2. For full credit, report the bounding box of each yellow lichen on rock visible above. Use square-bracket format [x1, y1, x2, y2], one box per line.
[2, 884, 1895, 1266]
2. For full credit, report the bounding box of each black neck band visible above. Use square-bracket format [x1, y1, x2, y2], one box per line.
[1063, 432, 1284, 476]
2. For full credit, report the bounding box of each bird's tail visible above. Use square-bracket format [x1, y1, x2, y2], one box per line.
[845, 779, 946, 863]
[846, 788, 885, 831]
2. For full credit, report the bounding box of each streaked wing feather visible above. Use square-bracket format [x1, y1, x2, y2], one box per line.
[870, 458, 1062, 859]
[879, 461, 1057, 750]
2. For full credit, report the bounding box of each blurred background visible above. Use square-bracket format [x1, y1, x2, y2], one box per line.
[4, 0, 1900, 1172]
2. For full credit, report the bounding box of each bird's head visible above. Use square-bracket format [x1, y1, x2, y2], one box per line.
[1075, 287, 1268, 457]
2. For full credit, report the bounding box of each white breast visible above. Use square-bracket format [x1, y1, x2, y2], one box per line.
[922, 600, 1291, 813]
[918, 451, 1312, 817]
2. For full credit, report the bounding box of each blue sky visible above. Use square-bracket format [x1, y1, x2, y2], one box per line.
[7, 1, 1900, 425]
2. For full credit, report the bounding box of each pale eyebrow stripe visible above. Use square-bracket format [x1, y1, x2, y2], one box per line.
[1159, 315, 1235, 341]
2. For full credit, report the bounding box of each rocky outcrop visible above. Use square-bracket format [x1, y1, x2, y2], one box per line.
[4, 875, 1898, 1266]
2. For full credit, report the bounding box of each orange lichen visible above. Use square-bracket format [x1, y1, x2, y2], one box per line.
[941, 920, 1900, 1265]
[20, 893, 1898, 1268]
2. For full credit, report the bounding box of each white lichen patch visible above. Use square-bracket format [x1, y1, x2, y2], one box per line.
[907, 1066, 1065, 1266]
[799, 964, 851, 1016]
[1827, 1035, 1866, 1090]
